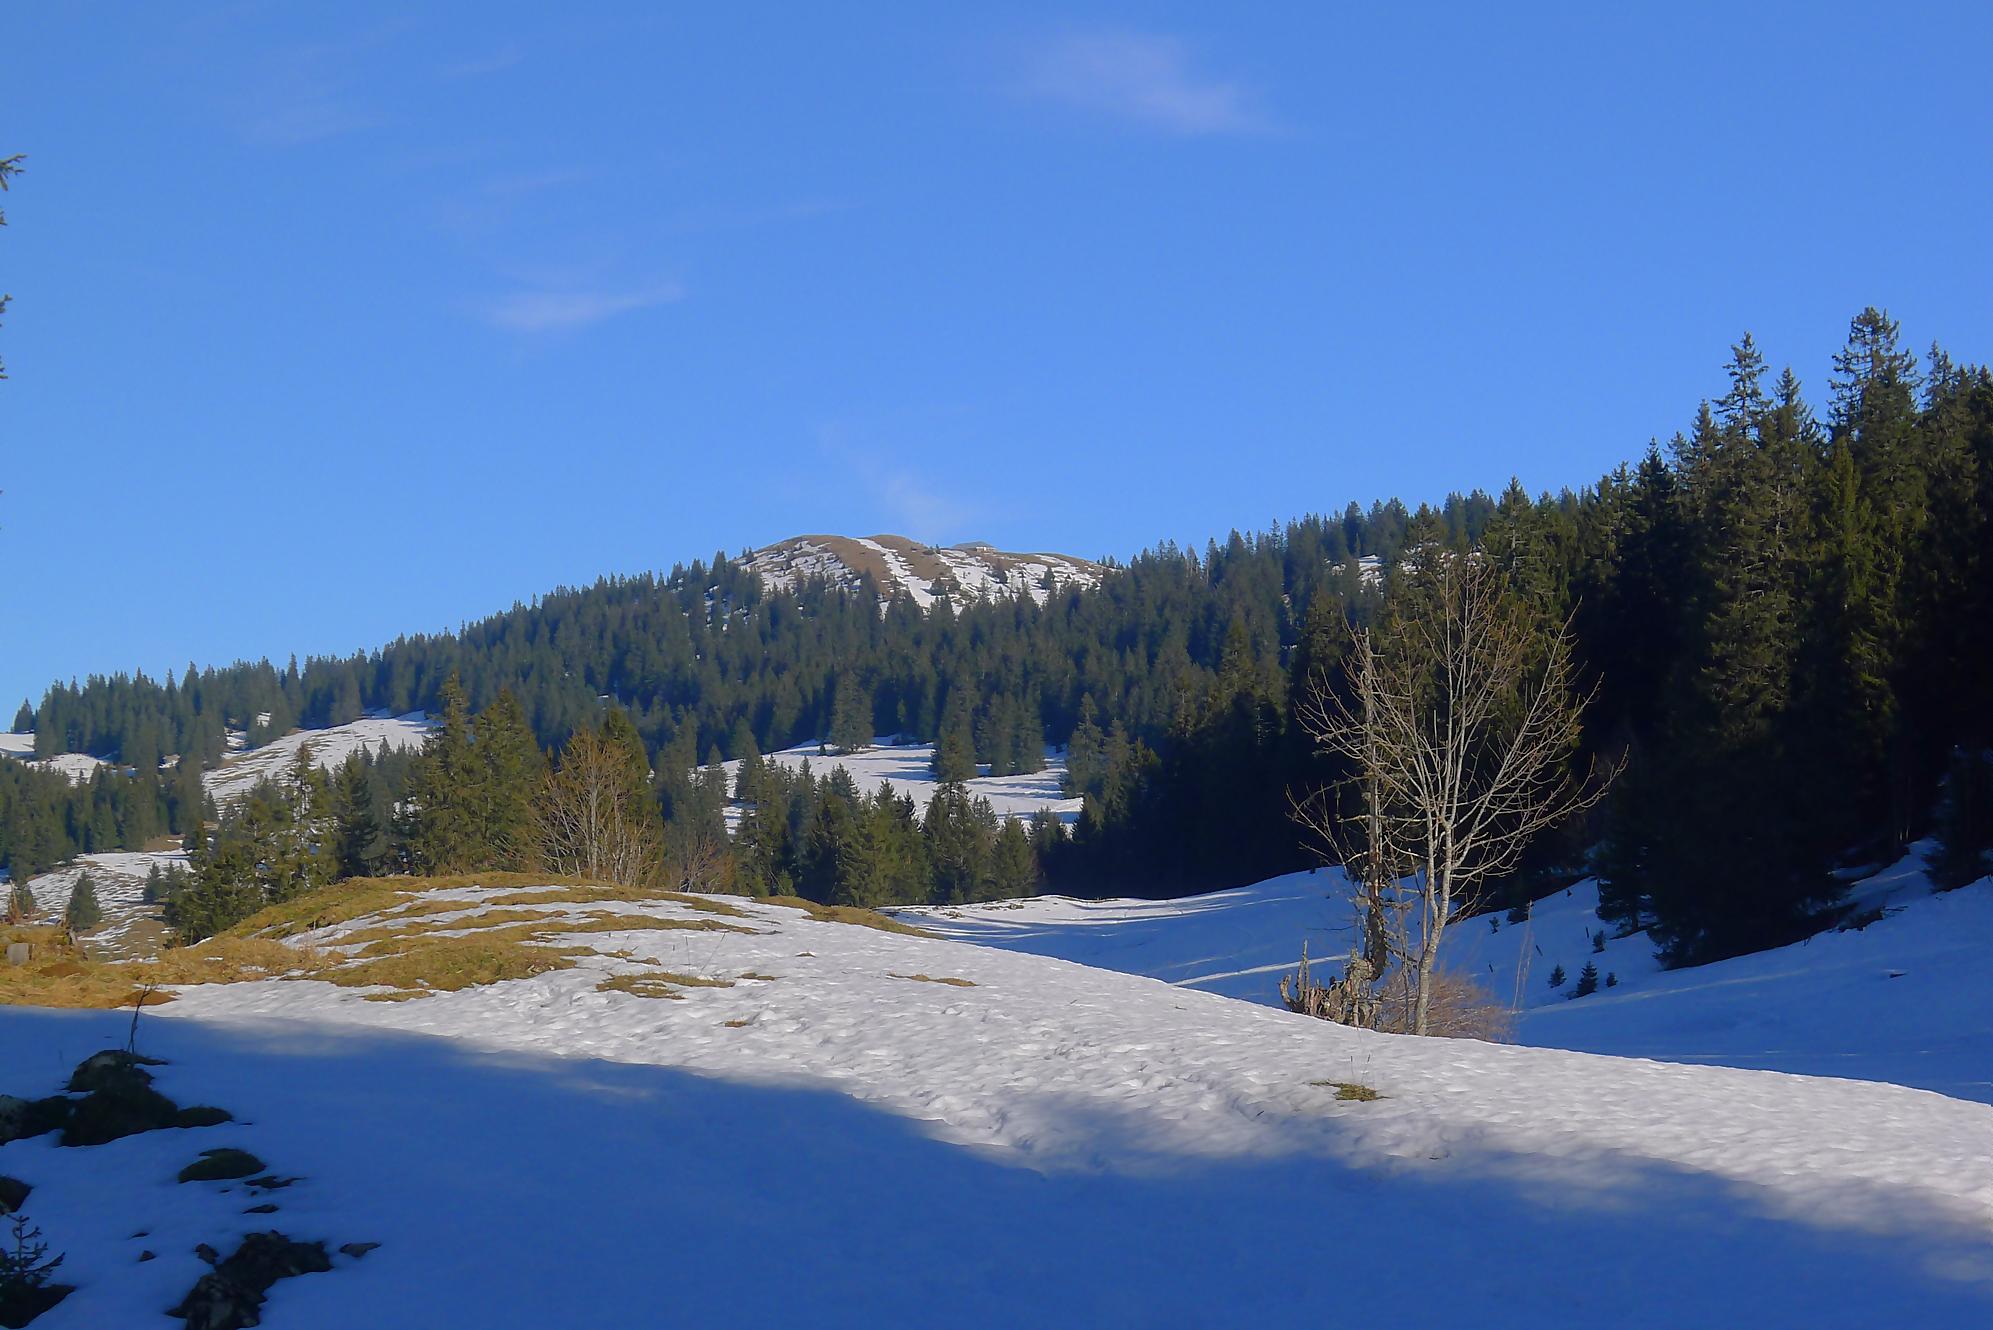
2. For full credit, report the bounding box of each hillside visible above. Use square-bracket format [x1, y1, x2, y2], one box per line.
[906, 849, 1993, 1106]
[1, 875, 1989, 1326]
[740, 533, 1105, 609]
[714, 738, 1082, 827]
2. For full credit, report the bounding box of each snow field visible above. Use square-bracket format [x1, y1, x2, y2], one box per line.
[20, 850, 190, 954]
[1, 876, 1990, 1324]
[200, 711, 432, 805]
[717, 739, 1083, 826]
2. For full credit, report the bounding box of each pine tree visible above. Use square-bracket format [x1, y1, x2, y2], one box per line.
[331, 754, 390, 879]
[5, 876, 34, 923]
[1547, 963, 1566, 989]
[64, 873, 102, 931]
[931, 713, 977, 783]
[9, 700, 30, 733]
[829, 674, 871, 754]
[472, 689, 543, 871]
[1572, 960, 1599, 997]
[405, 674, 479, 873]
[990, 816, 1039, 899]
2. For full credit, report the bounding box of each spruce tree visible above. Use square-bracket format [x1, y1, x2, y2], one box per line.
[931, 718, 976, 784]
[472, 689, 543, 871]
[990, 816, 1039, 899]
[6, 877, 34, 923]
[332, 754, 390, 879]
[1572, 960, 1599, 997]
[406, 674, 480, 873]
[829, 674, 872, 754]
[64, 873, 102, 931]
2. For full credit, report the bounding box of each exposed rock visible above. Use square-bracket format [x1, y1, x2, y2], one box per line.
[242, 1176, 296, 1191]
[175, 1106, 233, 1129]
[60, 1080, 182, 1147]
[65, 1050, 165, 1095]
[0, 1177, 28, 1214]
[0, 1095, 68, 1148]
[0, 1283, 72, 1329]
[139, 1250, 156, 1263]
[337, 1242, 380, 1260]
[178, 1149, 265, 1184]
[242, 1204, 277, 1215]
[168, 1232, 331, 1330]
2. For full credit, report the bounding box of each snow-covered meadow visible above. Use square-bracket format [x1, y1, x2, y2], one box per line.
[1, 879, 1989, 1326]
[199, 711, 432, 806]
[909, 851, 1993, 1107]
[717, 739, 1083, 825]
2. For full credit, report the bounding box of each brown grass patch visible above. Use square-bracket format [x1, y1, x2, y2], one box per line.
[762, 897, 934, 937]
[890, 972, 976, 988]
[738, 971, 780, 982]
[1311, 1080, 1383, 1102]
[722, 1017, 753, 1028]
[328, 934, 587, 994]
[0, 929, 319, 1010]
[596, 970, 735, 1000]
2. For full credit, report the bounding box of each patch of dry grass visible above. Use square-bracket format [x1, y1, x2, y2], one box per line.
[0, 928, 320, 1010]
[596, 970, 735, 1000]
[762, 896, 935, 938]
[889, 972, 977, 988]
[327, 934, 588, 994]
[1310, 1080, 1383, 1102]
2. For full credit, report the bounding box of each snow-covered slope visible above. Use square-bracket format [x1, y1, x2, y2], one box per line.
[200, 711, 432, 806]
[17, 850, 190, 955]
[742, 533, 1105, 610]
[911, 855, 1993, 1107]
[717, 739, 1082, 825]
[3, 711, 432, 802]
[2, 879, 1988, 1326]
[0, 731, 117, 785]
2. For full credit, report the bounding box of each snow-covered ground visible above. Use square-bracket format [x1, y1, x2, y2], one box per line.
[742, 533, 1106, 610]
[1, 881, 1988, 1326]
[3, 711, 432, 800]
[0, 731, 117, 785]
[910, 853, 1993, 1107]
[18, 850, 191, 956]
[200, 711, 432, 806]
[717, 739, 1082, 825]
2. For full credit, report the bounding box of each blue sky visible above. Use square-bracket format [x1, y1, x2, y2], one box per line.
[4, 3, 1990, 716]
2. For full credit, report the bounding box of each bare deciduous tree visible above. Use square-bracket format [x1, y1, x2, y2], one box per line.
[535, 727, 661, 888]
[1294, 554, 1612, 1036]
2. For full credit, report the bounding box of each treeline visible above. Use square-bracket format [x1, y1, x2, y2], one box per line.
[12, 310, 1993, 969]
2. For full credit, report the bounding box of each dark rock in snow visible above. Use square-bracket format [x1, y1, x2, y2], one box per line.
[243, 1204, 278, 1215]
[169, 1232, 331, 1330]
[139, 1250, 157, 1263]
[65, 1050, 165, 1095]
[178, 1149, 266, 1184]
[0, 1177, 28, 1214]
[337, 1242, 380, 1260]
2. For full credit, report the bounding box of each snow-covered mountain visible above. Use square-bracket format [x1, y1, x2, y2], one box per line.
[740, 533, 1105, 609]
[3, 876, 1990, 1326]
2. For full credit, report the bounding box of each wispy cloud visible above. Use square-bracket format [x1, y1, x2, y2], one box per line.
[479, 283, 682, 333]
[1015, 30, 1275, 136]
[815, 420, 979, 542]
[233, 25, 407, 147]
